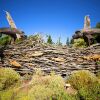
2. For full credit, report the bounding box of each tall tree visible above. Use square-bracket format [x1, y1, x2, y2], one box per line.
[66, 37, 70, 46]
[47, 35, 53, 44]
[56, 37, 62, 45]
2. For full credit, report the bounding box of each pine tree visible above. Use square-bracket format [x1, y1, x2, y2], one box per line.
[66, 37, 70, 46]
[57, 37, 62, 45]
[47, 35, 53, 44]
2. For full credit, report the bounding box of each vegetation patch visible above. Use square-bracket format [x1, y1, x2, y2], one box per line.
[0, 68, 20, 90]
[14, 70, 79, 100]
[66, 70, 100, 100]
[72, 38, 87, 48]
[1, 69, 100, 100]
[0, 35, 11, 46]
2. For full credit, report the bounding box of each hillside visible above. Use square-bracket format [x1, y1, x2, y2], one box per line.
[0, 37, 100, 100]
[1, 37, 100, 77]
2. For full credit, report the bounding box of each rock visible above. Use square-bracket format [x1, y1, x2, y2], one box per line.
[30, 51, 44, 57]
[27, 63, 35, 67]
[66, 86, 77, 95]
[1, 37, 100, 76]
[83, 54, 100, 61]
[51, 57, 65, 62]
[9, 59, 21, 67]
[77, 58, 84, 62]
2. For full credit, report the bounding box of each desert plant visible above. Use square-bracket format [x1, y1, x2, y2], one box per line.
[0, 68, 20, 90]
[67, 70, 100, 100]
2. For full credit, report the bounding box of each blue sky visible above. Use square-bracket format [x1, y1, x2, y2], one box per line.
[0, 0, 100, 44]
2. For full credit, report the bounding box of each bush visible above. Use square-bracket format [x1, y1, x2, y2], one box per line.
[28, 72, 79, 100]
[97, 71, 100, 79]
[0, 88, 14, 100]
[67, 70, 100, 100]
[0, 35, 11, 45]
[29, 85, 78, 100]
[30, 70, 65, 89]
[72, 38, 86, 48]
[15, 38, 23, 44]
[0, 68, 20, 90]
[15, 70, 79, 100]
[29, 85, 53, 100]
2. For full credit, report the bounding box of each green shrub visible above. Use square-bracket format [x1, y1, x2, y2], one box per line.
[30, 70, 65, 88]
[15, 70, 79, 100]
[15, 38, 23, 44]
[97, 71, 100, 79]
[29, 85, 78, 100]
[28, 85, 53, 100]
[13, 89, 29, 100]
[28, 71, 79, 100]
[0, 35, 11, 45]
[0, 88, 14, 100]
[96, 61, 100, 65]
[73, 38, 86, 48]
[0, 68, 20, 90]
[67, 70, 100, 100]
